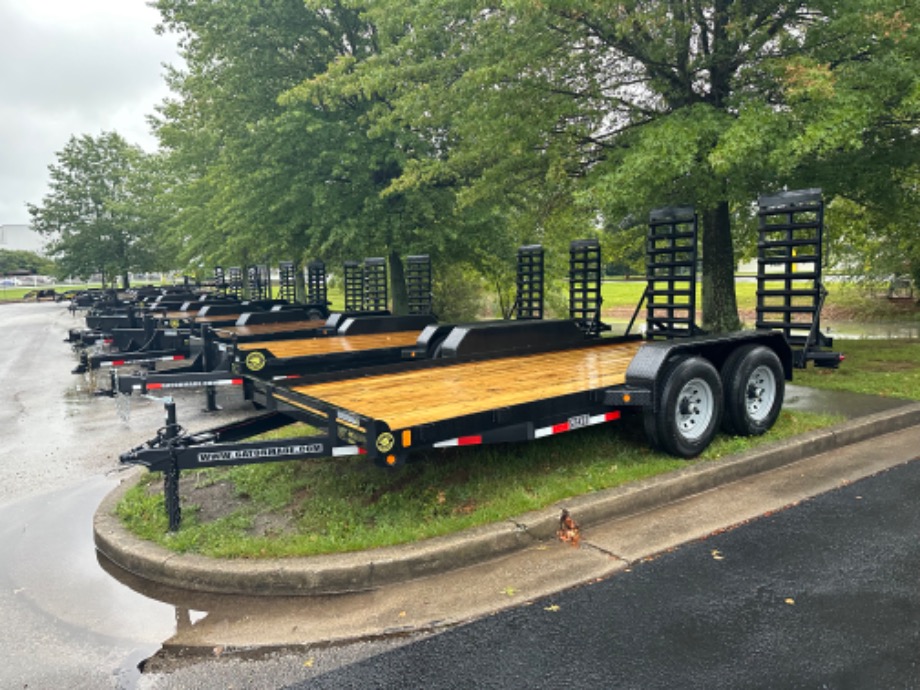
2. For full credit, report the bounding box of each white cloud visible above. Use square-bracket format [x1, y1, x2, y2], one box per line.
[0, 0, 180, 223]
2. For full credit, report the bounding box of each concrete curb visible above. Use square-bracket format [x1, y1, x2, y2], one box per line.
[94, 402, 920, 596]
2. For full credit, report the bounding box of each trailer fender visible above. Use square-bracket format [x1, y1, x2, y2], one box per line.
[626, 331, 793, 414]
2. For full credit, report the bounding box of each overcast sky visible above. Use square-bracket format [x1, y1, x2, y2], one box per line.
[0, 0, 180, 224]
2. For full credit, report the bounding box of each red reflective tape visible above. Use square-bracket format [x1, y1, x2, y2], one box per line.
[231, 378, 243, 385]
[605, 411, 621, 422]
[458, 435, 483, 446]
[358, 447, 367, 455]
[112, 360, 125, 367]
[146, 383, 163, 390]
[172, 355, 186, 361]
[552, 422, 569, 435]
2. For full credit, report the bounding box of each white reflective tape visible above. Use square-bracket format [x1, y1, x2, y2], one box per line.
[434, 439, 460, 448]
[332, 446, 361, 457]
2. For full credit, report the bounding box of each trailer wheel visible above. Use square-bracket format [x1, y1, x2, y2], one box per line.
[647, 356, 723, 458]
[720, 345, 784, 436]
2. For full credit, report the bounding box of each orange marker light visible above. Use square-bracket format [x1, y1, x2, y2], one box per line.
[623, 393, 631, 403]
[402, 430, 412, 448]
[386, 454, 397, 466]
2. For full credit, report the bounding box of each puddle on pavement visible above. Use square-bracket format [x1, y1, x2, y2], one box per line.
[783, 383, 912, 419]
[0, 473, 337, 680]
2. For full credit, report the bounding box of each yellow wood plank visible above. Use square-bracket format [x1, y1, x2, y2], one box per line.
[291, 340, 644, 429]
[238, 330, 421, 358]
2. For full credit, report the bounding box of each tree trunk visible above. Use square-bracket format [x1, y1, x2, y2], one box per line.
[294, 257, 307, 304]
[701, 201, 741, 333]
[388, 249, 407, 315]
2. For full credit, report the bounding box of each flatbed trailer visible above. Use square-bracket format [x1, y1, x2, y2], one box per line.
[232, 319, 438, 379]
[121, 323, 793, 530]
[76, 297, 304, 373]
[120, 191, 841, 531]
[102, 256, 439, 400]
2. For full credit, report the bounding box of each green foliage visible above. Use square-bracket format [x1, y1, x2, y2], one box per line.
[150, 0, 464, 307]
[0, 250, 54, 277]
[431, 262, 488, 322]
[293, 0, 920, 329]
[47, 0, 912, 318]
[27, 132, 158, 287]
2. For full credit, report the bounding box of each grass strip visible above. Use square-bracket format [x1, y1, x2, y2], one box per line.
[793, 339, 920, 398]
[117, 408, 839, 558]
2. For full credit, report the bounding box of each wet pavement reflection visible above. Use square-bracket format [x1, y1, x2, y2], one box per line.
[783, 383, 912, 418]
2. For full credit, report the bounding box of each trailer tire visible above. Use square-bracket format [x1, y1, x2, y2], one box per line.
[720, 344, 784, 436]
[647, 356, 723, 458]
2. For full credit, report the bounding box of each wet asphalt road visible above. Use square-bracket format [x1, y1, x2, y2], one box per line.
[2, 300, 919, 688]
[0, 302, 255, 688]
[291, 459, 920, 690]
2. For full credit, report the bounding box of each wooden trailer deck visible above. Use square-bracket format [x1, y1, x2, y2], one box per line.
[214, 319, 326, 340]
[237, 330, 422, 358]
[290, 339, 645, 429]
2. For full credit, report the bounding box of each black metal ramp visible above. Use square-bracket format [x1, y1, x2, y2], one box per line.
[515, 245, 544, 320]
[406, 255, 433, 316]
[646, 206, 700, 339]
[569, 239, 609, 336]
[756, 188, 840, 368]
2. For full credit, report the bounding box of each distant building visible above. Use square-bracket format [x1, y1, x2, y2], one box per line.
[0, 225, 46, 255]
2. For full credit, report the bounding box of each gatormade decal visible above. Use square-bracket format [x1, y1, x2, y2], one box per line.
[375, 432, 395, 453]
[197, 444, 323, 464]
[245, 351, 267, 371]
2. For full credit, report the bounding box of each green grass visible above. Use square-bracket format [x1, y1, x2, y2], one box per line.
[794, 339, 920, 399]
[0, 286, 51, 301]
[600, 278, 918, 322]
[118, 407, 840, 558]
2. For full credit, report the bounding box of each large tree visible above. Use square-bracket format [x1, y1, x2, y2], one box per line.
[27, 132, 157, 288]
[152, 0, 463, 310]
[313, 0, 920, 330]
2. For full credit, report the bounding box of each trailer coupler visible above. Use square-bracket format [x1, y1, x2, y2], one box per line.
[120, 400, 358, 531]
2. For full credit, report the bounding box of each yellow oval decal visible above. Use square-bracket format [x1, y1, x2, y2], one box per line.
[376, 432, 395, 454]
[170, 319, 180, 329]
[245, 351, 266, 371]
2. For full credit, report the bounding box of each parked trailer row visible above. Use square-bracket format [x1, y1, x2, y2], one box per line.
[119, 189, 841, 530]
